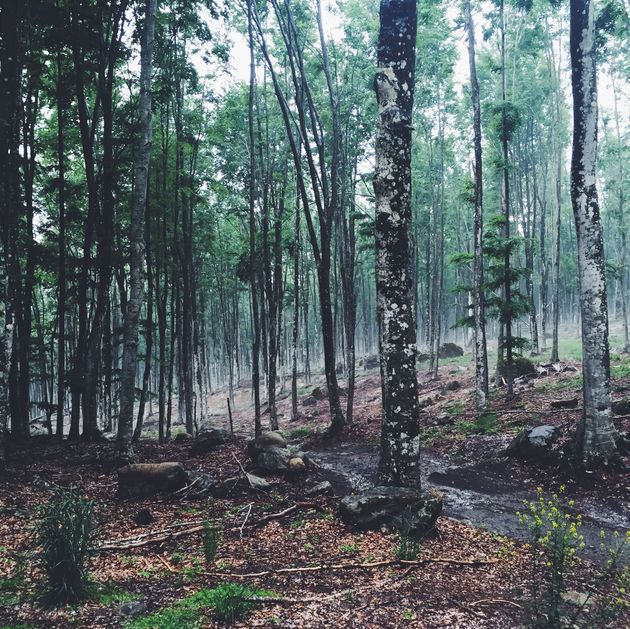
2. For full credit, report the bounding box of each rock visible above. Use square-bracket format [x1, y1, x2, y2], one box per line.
[302, 395, 317, 407]
[612, 398, 630, 416]
[550, 398, 579, 409]
[288, 456, 306, 471]
[173, 432, 193, 442]
[117, 462, 188, 499]
[256, 446, 292, 472]
[418, 393, 443, 409]
[417, 352, 431, 363]
[563, 591, 590, 607]
[497, 356, 537, 379]
[119, 600, 148, 617]
[339, 486, 443, 536]
[245, 473, 271, 490]
[362, 354, 379, 370]
[190, 428, 231, 455]
[505, 425, 560, 459]
[247, 431, 287, 460]
[438, 343, 464, 358]
[311, 386, 325, 399]
[445, 380, 460, 392]
[134, 509, 154, 526]
[305, 481, 333, 496]
[184, 471, 219, 497]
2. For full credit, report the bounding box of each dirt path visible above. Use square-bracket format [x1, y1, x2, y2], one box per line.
[306, 442, 630, 563]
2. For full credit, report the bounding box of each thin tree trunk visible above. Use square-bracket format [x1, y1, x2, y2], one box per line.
[116, 0, 156, 464]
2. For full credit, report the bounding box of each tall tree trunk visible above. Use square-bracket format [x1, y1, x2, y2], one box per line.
[465, 0, 488, 407]
[374, 0, 420, 488]
[247, 0, 261, 436]
[116, 0, 156, 464]
[56, 48, 67, 439]
[569, 0, 619, 469]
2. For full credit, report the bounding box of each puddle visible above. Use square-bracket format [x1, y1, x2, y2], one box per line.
[307, 443, 629, 564]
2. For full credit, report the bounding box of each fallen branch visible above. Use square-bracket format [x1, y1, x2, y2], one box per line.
[204, 556, 496, 578]
[470, 598, 523, 610]
[97, 502, 321, 551]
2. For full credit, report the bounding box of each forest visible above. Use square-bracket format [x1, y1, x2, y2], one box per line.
[0, 0, 629, 626]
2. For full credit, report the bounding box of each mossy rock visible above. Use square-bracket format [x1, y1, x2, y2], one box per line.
[497, 356, 536, 378]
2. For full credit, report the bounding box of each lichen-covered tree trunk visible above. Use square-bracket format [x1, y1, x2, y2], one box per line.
[569, 0, 619, 469]
[116, 0, 157, 464]
[374, 0, 420, 488]
[465, 0, 488, 409]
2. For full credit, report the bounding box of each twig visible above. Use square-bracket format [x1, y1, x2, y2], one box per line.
[157, 555, 177, 573]
[470, 598, 524, 610]
[246, 588, 357, 605]
[204, 556, 496, 578]
[97, 502, 321, 551]
[232, 453, 254, 488]
[239, 502, 253, 538]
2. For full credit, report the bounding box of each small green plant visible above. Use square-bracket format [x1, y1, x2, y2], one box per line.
[339, 541, 361, 554]
[393, 506, 423, 561]
[36, 489, 96, 606]
[202, 520, 219, 563]
[90, 583, 134, 605]
[126, 583, 275, 628]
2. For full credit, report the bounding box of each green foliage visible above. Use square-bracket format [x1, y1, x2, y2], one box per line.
[490, 101, 522, 143]
[90, 583, 134, 605]
[455, 412, 498, 435]
[517, 487, 630, 628]
[393, 506, 425, 561]
[202, 520, 219, 564]
[36, 489, 96, 606]
[126, 583, 276, 628]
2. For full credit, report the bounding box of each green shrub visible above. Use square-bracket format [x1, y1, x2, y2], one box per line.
[36, 489, 96, 606]
[202, 520, 219, 563]
[126, 583, 275, 628]
[393, 506, 423, 561]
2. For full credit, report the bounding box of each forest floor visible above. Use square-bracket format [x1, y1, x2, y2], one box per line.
[1, 340, 629, 628]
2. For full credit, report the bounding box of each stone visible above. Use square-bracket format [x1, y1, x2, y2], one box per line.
[247, 431, 287, 460]
[245, 473, 272, 490]
[445, 380, 460, 392]
[505, 425, 560, 459]
[363, 354, 379, 370]
[190, 428, 232, 455]
[311, 386, 325, 399]
[173, 432, 193, 442]
[339, 486, 443, 536]
[498, 356, 537, 379]
[119, 600, 148, 617]
[288, 456, 306, 471]
[302, 395, 317, 407]
[550, 398, 579, 409]
[256, 446, 292, 472]
[134, 509, 154, 526]
[185, 471, 219, 497]
[305, 481, 333, 496]
[117, 462, 188, 499]
[438, 343, 464, 358]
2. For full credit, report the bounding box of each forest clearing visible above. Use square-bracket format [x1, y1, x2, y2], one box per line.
[1, 0, 629, 626]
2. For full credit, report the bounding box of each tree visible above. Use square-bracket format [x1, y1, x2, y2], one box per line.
[569, 0, 619, 469]
[374, 0, 420, 488]
[116, 0, 157, 464]
[464, 0, 488, 408]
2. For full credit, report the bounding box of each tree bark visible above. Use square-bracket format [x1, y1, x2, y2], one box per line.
[117, 0, 156, 464]
[569, 0, 619, 469]
[374, 0, 421, 488]
[465, 0, 488, 408]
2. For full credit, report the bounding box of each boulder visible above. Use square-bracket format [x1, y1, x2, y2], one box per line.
[119, 600, 148, 618]
[362, 354, 379, 370]
[256, 446, 292, 472]
[339, 486, 443, 536]
[190, 428, 232, 455]
[247, 431, 287, 459]
[497, 356, 537, 379]
[311, 386, 325, 400]
[445, 380, 461, 392]
[550, 398, 579, 409]
[117, 462, 188, 499]
[438, 343, 464, 358]
[173, 432, 193, 442]
[505, 425, 559, 458]
[133, 509, 154, 526]
[214, 473, 272, 497]
[305, 481, 333, 497]
[302, 395, 317, 407]
[288, 456, 306, 472]
[184, 471, 219, 497]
